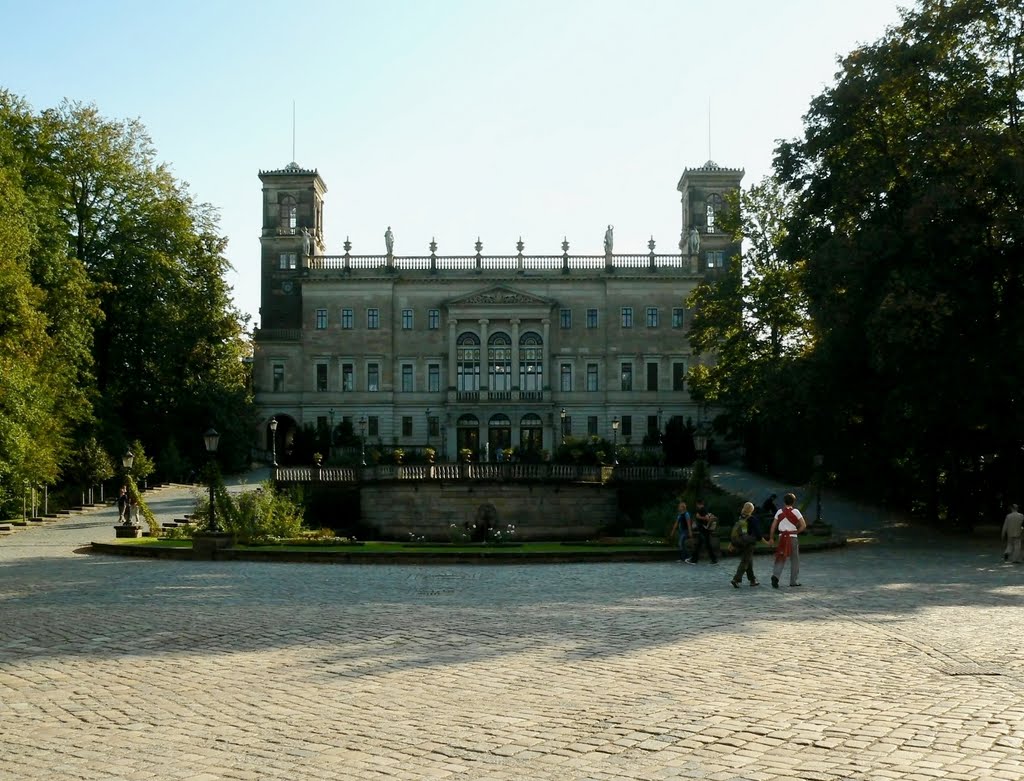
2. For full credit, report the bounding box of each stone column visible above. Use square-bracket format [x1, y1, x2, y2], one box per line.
[478, 318, 489, 392]
[511, 317, 521, 391]
[541, 318, 551, 390]
[448, 318, 458, 389]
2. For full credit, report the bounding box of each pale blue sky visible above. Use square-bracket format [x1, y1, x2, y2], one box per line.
[1, 0, 908, 327]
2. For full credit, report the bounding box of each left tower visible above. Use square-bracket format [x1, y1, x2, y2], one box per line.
[258, 162, 327, 330]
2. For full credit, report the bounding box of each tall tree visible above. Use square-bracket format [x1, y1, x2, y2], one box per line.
[686, 177, 816, 477]
[775, 0, 1024, 520]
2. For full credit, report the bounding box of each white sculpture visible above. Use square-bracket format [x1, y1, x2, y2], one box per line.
[385, 226, 394, 255]
[604, 224, 614, 254]
[688, 227, 701, 256]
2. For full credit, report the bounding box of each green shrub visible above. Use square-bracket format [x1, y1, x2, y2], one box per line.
[193, 480, 304, 544]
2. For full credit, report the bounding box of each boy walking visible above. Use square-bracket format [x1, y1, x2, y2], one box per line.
[669, 499, 692, 562]
[769, 493, 807, 588]
[730, 502, 760, 587]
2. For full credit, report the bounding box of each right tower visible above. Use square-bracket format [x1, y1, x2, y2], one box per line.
[677, 160, 744, 275]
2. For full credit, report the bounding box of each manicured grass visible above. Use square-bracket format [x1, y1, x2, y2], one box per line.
[114, 535, 835, 554]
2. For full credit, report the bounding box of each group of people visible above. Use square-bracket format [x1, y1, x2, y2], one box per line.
[116, 486, 140, 526]
[670, 492, 807, 589]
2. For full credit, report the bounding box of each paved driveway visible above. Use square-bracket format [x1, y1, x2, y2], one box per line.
[1, 474, 1022, 780]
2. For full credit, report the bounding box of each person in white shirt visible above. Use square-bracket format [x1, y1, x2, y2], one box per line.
[769, 492, 808, 588]
[1002, 504, 1023, 563]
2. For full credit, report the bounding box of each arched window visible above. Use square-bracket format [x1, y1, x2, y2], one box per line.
[457, 414, 479, 427]
[457, 332, 481, 391]
[279, 195, 297, 234]
[488, 332, 512, 391]
[706, 193, 724, 233]
[519, 331, 544, 391]
[519, 413, 543, 451]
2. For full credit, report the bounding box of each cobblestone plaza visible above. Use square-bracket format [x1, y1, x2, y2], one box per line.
[1, 476, 1022, 781]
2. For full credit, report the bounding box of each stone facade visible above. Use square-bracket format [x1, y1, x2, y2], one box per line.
[253, 160, 742, 462]
[360, 481, 617, 542]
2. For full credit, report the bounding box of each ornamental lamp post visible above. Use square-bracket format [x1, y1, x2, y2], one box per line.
[120, 449, 135, 526]
[269, 417, 278, 467]
[814, 453, 824, 525]
[203, 428, 220, 533]
[611, 416, 620, 465]
[359, 416, 367, 466]
[560, 408, 567, 445]
[693, 424, 710, 501]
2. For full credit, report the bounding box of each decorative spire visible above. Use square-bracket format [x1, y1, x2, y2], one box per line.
[475, 236, 483, 254]
[516, 236, 524, 254]
[343, 236, 351, 254]
[648, 235, 656, 252]
[561, 236, 570, 254]
[429, 237, 437, 255]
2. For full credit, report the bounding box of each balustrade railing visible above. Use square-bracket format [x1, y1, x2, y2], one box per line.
[273, 464, 690, 484]
[306, 253, 691, 274]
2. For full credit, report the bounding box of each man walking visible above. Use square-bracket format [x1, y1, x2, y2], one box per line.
[1002, 503, 1023, 563]
[769, 493, 807, 588]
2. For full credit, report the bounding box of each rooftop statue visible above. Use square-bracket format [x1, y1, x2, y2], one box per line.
[385, 226, 394, 255]
[688, 226, 700, 256]
[604, 224, 614, 254]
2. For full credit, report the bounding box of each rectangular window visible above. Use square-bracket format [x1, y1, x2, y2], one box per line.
[316, 362, 328, 392]
[586, 363, 598, 392]
[368, 416, 379, 437]
[673, 361, 686, 391]
[272, 364, 284, 392]
[620, 363, 633, 391]
[621, 307, 633, 328]
[367, 308, 379, 329]
[428, 364, 441, 392]
[562, 415, 572, 438]
[315, 309, 328, 329]
[648, 415, 659, 439]
[401, 309, 413, 330]
[707, 250, 724, 269]
[646, 362, 659, 391]
[342, 363, 354, 392]
[672, 307, 684, 329]
[587, 415, 598, 436]
[278, 252, 297, 270]
[560, 308, 571, 329]
[560, 363, 572, 392]
[646, 307, 659, 328]
[367, 363, 380, 392]
[428, 309, 440, 330]
[586, 309, 598, 329]
[621, 415, 632, 437]
[428, 416, 439, 437]
[402, 416, 413, 437]
[341, 308, 353, 329]
[317, 415, 327, 432]
[401, 364, 414, 392]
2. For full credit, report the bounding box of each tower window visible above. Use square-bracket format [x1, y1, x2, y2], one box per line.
[278, 196, 297, 234]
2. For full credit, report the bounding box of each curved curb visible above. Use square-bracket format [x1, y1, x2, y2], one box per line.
[90, 536, 847, 564]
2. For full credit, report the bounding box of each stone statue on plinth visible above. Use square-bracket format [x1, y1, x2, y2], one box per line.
[385, 226, 394, 255]
[604, 224, 614, 254]
[302, 227, 311, 257]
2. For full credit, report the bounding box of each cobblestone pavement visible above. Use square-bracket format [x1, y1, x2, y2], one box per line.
[1, 473, 1022, 781]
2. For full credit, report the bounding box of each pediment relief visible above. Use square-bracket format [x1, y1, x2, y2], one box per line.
[446, 285, 554, 309]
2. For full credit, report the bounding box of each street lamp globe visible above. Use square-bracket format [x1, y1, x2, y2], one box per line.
[203, 428, 220, 454]
[122, 450, 135, 470]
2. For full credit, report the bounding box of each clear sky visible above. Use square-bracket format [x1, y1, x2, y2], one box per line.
[1, 0, 907, 329]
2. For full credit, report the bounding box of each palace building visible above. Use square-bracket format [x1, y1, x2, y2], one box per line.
[252, 159, 742, 462]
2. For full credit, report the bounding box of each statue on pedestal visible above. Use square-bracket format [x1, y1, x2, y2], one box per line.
[604, 224, 614, 254]
[385, 226, 394, 255]
[302, 227, 311, 257]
